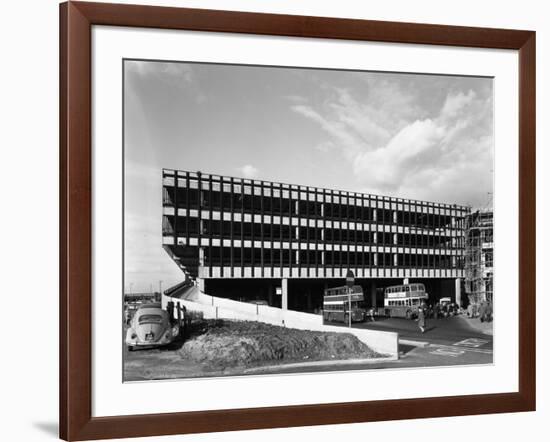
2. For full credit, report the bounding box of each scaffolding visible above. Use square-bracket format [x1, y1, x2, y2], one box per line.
[464, 209, 493, 305]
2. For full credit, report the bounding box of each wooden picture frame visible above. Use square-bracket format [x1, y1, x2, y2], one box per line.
[59, 1, 536, 440]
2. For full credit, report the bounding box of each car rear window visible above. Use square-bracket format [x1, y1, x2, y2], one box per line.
[138, 314, 163, 324]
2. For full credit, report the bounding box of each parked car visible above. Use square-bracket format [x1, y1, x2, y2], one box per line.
[125, 303, 179, 351]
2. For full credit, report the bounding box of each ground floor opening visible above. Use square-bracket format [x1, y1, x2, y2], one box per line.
[202, 277, 463, 313]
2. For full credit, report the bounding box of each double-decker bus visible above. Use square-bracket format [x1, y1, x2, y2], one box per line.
[383, 283, 428, 319]
[322, 285, 366, 323]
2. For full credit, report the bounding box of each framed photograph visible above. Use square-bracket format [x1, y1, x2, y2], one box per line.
[60, 1, 535, 440]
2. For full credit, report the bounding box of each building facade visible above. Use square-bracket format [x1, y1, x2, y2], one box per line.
[162, 169, 468, 311]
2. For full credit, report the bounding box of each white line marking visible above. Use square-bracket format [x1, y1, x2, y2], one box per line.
[430, 348, 465, 357]
[453, 338, 490, 348]
[432, 344, 493, 355]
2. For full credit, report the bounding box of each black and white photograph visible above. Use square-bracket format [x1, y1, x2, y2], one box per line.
[123, 59, 494, 381]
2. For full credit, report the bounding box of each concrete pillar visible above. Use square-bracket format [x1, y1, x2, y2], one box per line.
[282, 278, 288, 311]
[403, 278, 409, 285]
[393, 254, 398, 267]
[199, 247, 205, 266]
[455, 278, 462, 307]
[268, 283, 274, 306]
[369, 281, 377, 309]
[197, 278, 206, 293]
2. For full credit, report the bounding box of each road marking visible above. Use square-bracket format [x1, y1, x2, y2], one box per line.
[431, 344, 493, 355]
[453, 338, 490, 348]
[430, 348, 465, 357]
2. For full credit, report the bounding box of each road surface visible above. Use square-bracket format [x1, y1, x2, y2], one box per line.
[124, 315, 492, 380]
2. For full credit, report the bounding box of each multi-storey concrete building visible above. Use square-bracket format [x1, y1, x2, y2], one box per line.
[161, 169, 468, 312]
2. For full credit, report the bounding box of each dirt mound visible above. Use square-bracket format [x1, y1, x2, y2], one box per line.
[180, 319, 383, 369]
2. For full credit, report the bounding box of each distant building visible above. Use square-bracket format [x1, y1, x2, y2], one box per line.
[161, 169, 469, 312]
[464, 210, 493, 304]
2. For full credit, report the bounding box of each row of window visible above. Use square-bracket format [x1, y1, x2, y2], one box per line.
[201, 246, 461, 269]
[385, 284, 425, 293]
[322, 302, 362, 311]
[163, 217, 463, 248]
[163, 187, 462, 228]
[386, 298, 423, 307]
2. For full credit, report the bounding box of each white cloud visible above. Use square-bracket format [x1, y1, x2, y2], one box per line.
[238, 164, 260, 179]
[291, 80, 493, 206]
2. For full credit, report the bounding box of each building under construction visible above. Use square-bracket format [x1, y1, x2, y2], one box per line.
[464, 209, 493, 304]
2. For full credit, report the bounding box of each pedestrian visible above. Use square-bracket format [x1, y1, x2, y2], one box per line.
[124, 308, 131, 326]
[417, 303, 426, 333]
[167, 301, 175, 325]
[181, 304, 188, 337]
[370, 306, 376, 322]
[434, 302, 439, 320]
[486, 301, 493, 322]
[479, 301, 487, 323]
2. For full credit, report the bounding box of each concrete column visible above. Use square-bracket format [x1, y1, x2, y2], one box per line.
[455, 278, 462, 307]
[199, 246, 205, 266]
[393, 253, 398, 266]
[282, 278, 288, 311]
[369, 281, 377, 309]
[197, 278, 206, 293]
[268, 283, 274, 306]
[403, 278, 409, 285]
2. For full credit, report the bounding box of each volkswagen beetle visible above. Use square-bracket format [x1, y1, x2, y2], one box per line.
[125, 303, 179, 351]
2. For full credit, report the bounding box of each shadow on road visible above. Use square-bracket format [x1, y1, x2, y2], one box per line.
[399, 344, 416, 355]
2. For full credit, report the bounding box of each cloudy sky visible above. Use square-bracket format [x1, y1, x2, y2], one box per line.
[124, 60, 494, 292]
